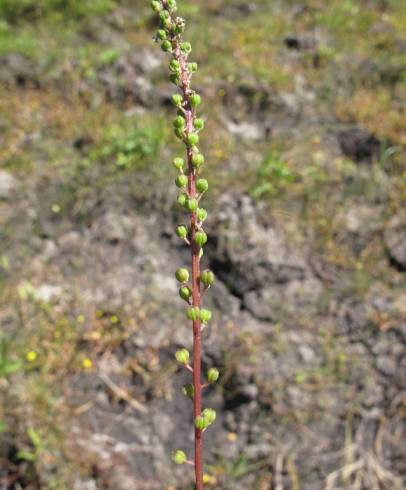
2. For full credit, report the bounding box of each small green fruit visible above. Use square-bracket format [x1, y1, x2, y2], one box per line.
[169, 59, 180, 72]
[187, 133, 199, 146]
[171, 94, 183, 106]
[159, 9, 170, 20]
[167, 0, 177, 10]
[174, 128, 184, 139]
[200, 269, 214, 286]
[176, 225, 188, 239]
[186, 306, 200, 321]
[161, 40, 172, 52]
[202, 408, 216, 425]
[194, 231, 207, 248]
[175, 268, 189, 283]
[169, 73, 180, 85]
[194, 118, 204, 130]
[175, 175, 188, 188]
[179, 286, 192, 302]
[182, 383, 194, 399]
[196, 179, 209, 193]
[173, 115, 185, 129]
[195, 415, 207, 430]
[173, 157, 184, 170]
[156, 29, 166, 40]
[172, 450, 187, 465]
[181, 42, 192, 54]
[175, 348, 189, 365]
[190, 93, 201, 107]
[188, 62, 198, 72]
[197, 208, 207, 222]
[192, 153, 204, 167]
[177, 193, 187, 207]
[150, 0, 162, 12]
[199, 308, 212, 324]
[186, 198, 198, 213]
[207, 368, 219, 384]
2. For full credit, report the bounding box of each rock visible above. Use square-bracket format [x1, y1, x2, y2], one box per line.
[0, 170, 18, 200]
[384, 214, 406, 271]
[225, 120, 265, 141]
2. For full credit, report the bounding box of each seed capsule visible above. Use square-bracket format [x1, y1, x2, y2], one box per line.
[169, 59, 180, 72]
[190, 93, 201, 107]
[150, 0, 162, 12]
[195, 415, 208, 430]
[199, 308, 212, 324]
[200, 269, 214, 286]
[172, 450, 187, 465]
[167, 0, 177, 11]
[171, 94, 183, 106]
[186, 198, 198, 213]
[186, 306, 200, 321]
[194, 231, 207, 248]
[169, 73, 180, 85]
[187, 133, 199, 146]
[175, 348, 190, 364]
[181, 42, 192, 54]
[182, 383, 195, 399]
[173, 157, 184, 170]
[159, 9, 170, 20]
[202, 408, 216, 425]
[177, 193, 187, 207]
[156, 29, 166, 40]
[173, 115, 185, 129]
[161, 40, 172, 52]
[179, 286, 192, 302]
[188, 62, 198, 73]
[207, 368, 219, 384]
[192, 153, 205, 167]
[175, 175, 188, 188]
[194, 118, 204, 130]
[176, 225, 188, 239]
[196, 179, 209, 193]
[197, 208, 207, 222]
[175, 268, 189, 283]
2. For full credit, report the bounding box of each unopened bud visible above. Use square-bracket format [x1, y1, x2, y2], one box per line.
[169, 59, 180, 72]
[188, 62, 198, 73]
[197, 208, 207, 222]
[175, 348, 189, 364]
[150, 0, 162, 12]
[187, 133, 199, 146]
[175, 175, 188, 188]
[173, 157, 184, 170]
[175, 268, 189, 283]
[194, 118, 204, 130]
[177, 193, 187, 207]
[199, 308, 212, 324]
[207, 368, 219, 383]
[186, 306, 200, 321]
[179, 286, 192, 302]
[196, 179, 209, 193]
[195, 415, 208, 430]
[192, 153, 204, 167]
[172, 450, 187, 465]
[182, 383, 195, 399]
[202, 408, 216, 425]
[159, 9, 170, 20]
[190, 93, 201, 107]
[156, 29, 166, 40]
[186, 198, 198, 213]
[176, 225, 188, 239]
[181, 42, 192, 54]
[161, 40, 172, 52]
[169, 73, 180, 85]
[194, 231, 207, 248]
[171, 94, 183, 107]
[166, 0, 177, 11]
[200, 269, 214, 286]
[173, 115, 185, 129]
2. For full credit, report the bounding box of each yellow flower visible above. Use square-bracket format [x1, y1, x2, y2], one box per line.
[203, 474, 217, 485]
[82, 358, 93, 369]
[26, 351, 37, 362]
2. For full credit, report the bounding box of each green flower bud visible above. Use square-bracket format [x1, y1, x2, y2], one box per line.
[159, 9, 170, 20]
[181, 42, 192, 54]
[172, 450, 187, 465]
[190, 93, 201, 107]
[194, 118, 204, 130]
[161, 40, 172, 52]
[175, 268, 189, 283]
[207, 367, 219, 384]
[176, 225, 188, 239]
[192, 153, 205, 167]
[196, 179, 209, 193]
[175, 175, 188, 188]
[197, 208, 207, 222]
[186, 198, 198, 213]
[182, 383, 194, 399]
[188, 62, 198, 73]
[199, 308, 212, 324]
[177, 193, 187, 207]
[194, 231, 207, 248]
[171, 94, 183, 107]
[175, 348, 189, 365]
[173, 157, 184, 170]
[200, 269, 214, 286]
[202, 408, 216, 425]
[187, 133, 199, 146]
[174, 128, 184, 139]
[179, 285, 192, 302]
[195, 415, 208, 430]
[150, 0, 162, 12]
[156, 29, 166, 40]
[166, 0, 177, 11]
[169, 59, 180, 72]
[173, 115, 185, 129]
[186, 306, 200, 321]
[169, 73, 180, 85]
